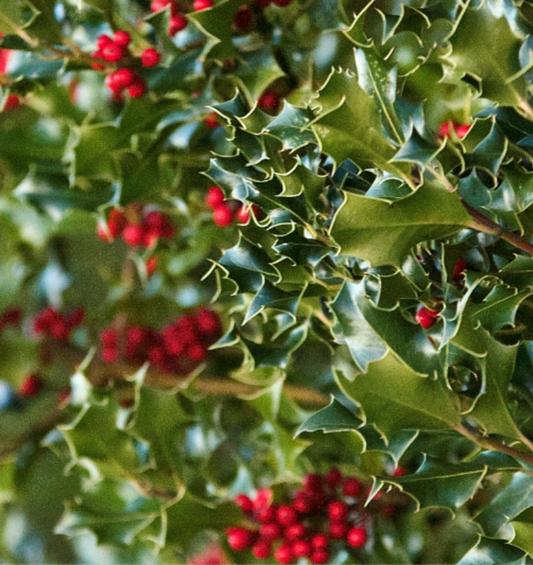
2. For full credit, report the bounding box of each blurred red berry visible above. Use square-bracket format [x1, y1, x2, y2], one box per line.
[19, 375, 43, 398]
[274, 544, 294, 564]
[453, 258, 467, 284]
[393, 465, 407, 477]
[439, 121, 471, 139]
[285, 523, 306, 541]
[326, 468, 343, 488]
[292, 539, 311, 558]
[260, 522, 283, 540]
[253, 539, 271, 559]
[347, 526, 367, 548]
[235, 493, 253, 514]
[204, 113, 219, 129]
[141, 48, 160, 67]
[234, 5, 252, 29]
[236, 205, 250, 224]
[113, 30, 131, 46]
[303, 474, 323, 491]
[310, 549, 330, 564]
[206, 186, 225, 209]
[123, 224, 145, 246]
[258, 89, 281, 113]
[3, 94, 20, 111]
[146, 257, 158, 276]
[310, 534, 329, 551]
[328, 521, 348, 539]
[343, 477, 363, 497]
[96, 34, 113, 49]
[212, 205, 234, 227]
[101, 42, 126, 62]
[128, 77, 147, 98]
[226, 527, 255, 551]
[415, 306, 440, 329]
[194, 0, 213, 9]
[169, 14, 188, 34]
[328, 500, 349, 522]
[276, 505, 298, 526]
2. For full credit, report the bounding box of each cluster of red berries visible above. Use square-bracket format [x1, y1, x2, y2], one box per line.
[226, 470, 371, 564]
[100, 309, 222, 374]
[33, 307, 85, 341]
[150, 0, 214, 36]
[205, 186, 261, 227]
[91, 31, 160, 99]
[438, 121, 471, 139]
[0, 308, 22, 334]
[97, 205, 175, 248]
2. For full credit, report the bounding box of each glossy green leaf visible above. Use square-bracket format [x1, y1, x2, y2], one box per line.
[330, 180, 471, 267]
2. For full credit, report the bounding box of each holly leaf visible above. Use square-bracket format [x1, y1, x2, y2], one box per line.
[458, 536, 529, 565]
[336, 351, 461, 439]
[330, 180, 471, 267]
[382, 458, 486, 511]
[447, 5, 528, 108]
[510, 508, 533, 557]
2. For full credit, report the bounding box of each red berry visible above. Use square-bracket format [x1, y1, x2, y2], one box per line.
[186, 342, 207, 361]
[101, 42, 126, 62]
[328, 500, 348, 522]
[260, 522, 283, 540]
[123, 224, 145, 246]
[347, 526, 367, 548]
[439, 121, 471, 139]
[50, 319, 69, 340]
[293, 492, 313, 513]
[105, 72, 125, 93]
[194, 0, 213, 9]
[212, 204, 234, 227]
[276, 505, 298, 526]
[235, 493, 254, 514]
[303, 474, 323, 492]
[204, 113, 219, 129]
[128, 77, 147, 98]
[234, 5, 252, 29]
[393, 465, 407, 477]
[103, 347, 119, 362]
[285, 523, 306, 541]
[415, 306, 440, 329]
[206, 186, 225, 208]
[169, 14, 188, 35]
[19, 375, 43, 398]
[236, 205, 250, 224]
[114, 67, 137, 89]
[454, 123, 471, 138]
[255, 504, 278, 524]
[195, 309, 222, 338]
[326, 468, 343, 488]
[1, 308, 22, 326]
[3, 94, 20, 111]
[328, 521, 348, 539]
[253, 539, 271, 559]
[146, 256, 158, 276]
[310, 534, 329, 551]
[274, 544, 294, 564]
[292, 540, 311, 557]
[310, 549, 330, 564]
[226, 527, 255, 551]
[96, 34, 113, 49]
[258, 89, 281, 113]
[343, 477, 363, 497]
[141, 48, 160, 67]
[453, 258, 467, 284]
[151, 0, 174, 12]
[113, 30, 131, 46]
[91, 50, 106, 70]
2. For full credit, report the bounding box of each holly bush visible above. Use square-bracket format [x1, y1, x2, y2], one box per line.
[5, 0, 533, 563]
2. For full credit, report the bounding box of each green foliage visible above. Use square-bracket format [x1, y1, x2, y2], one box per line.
[4, 0, 533, 563]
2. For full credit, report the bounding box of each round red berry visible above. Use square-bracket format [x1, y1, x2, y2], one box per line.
[274, 544, 294, 565]
[19, 375, 43, 398]
[151, 0, 175, 12]
[101, 42, 126, 62]
[285, 523, 306, 541]
[415, 306, 440, 329]
[113, 30, 131, 46]
[260, 522, 283, 540]
[255, 504, 278, 524]
[186, 343, 207, 361]
[105, 72, 125, 93]
[258, 89, 281, 113]
[169, 14, 188, 35]
[326, 468, 343, 488]
[123, 224, 145, 246]
[194, 0, 213, 9]
[276, 505, 298, 526]
[343, 477, 363, 497]
[146, 256, 158, 276]
[91, 50, 106, 70]
[212, 204, 234, 227]
[206, 186, 225, 209]
[303, 474, 323, 491]
[328, 521, 348, 539]
[115, 68, 137, 89]
[96, 34, 113, 49]
[310, 534, 329, 551]
[328, 500, 349, 522]
[253, 539, 271, 559]
[103, 347, 118, 362]
[235, 493, 253, 514]
[293, 492, 313, 513]
[128, 77, 147, 98]
[310, 549, 330, 564]
[236, 205, 250, 224]
[347, 526, 367, 548]
[234, 5, 252, 29]
[292, 540, 311, 558]
[141, 48, 160, 67]
[204, 113, 219, 129]
[226, 527, 255, 551]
